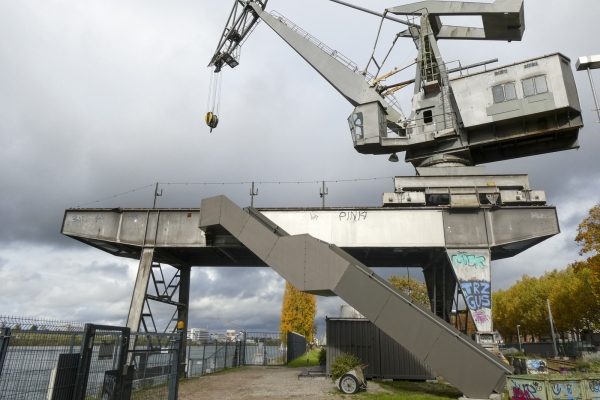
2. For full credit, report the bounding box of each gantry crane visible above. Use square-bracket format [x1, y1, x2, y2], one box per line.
[207, 0, 582, 167]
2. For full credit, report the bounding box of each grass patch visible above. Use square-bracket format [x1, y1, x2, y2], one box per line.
[375, 380, 463, 399]
[287, 349, 321, 367]
[328, 380, 463, 400]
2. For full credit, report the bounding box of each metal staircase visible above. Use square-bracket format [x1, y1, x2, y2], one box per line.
[199, 195, 512, 399]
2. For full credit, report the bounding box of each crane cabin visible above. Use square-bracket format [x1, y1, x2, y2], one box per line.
[353, 52, 583, 166]
[208, 0, 584, 167]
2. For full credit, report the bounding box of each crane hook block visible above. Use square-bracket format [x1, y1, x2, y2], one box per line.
[205, 112, 219, 130]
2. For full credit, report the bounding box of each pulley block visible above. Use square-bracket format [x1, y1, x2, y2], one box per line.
[205, 112, 219, 130]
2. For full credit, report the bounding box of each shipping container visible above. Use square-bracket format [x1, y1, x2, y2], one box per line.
[326, 318, 435, 380]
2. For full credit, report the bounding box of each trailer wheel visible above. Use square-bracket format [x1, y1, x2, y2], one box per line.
[339, 374, 360, 394]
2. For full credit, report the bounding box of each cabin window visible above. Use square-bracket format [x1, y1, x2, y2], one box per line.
[504, 83, 517, 100]
[492, 85, 505, 103]
[423, 110, 433, 124]
[492, 82, 517, 103]
[535, 76, 548, 94]
[522, 75, 548, 97]
[348, 112, 364, 143]
[522, 78, 535, 97]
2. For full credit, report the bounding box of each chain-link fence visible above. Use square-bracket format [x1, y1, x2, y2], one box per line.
[0, 315, 85, 400]
[502, 341, 598, 358]
[187, 339, 243, 377]
[245, 332, 287, 366]
[130, 332, 179, 400]
[0, 316, 181, 400]
[187, 332, 293, 378]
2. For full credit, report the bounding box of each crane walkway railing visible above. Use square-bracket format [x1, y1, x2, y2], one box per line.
[269, 11, 375, 83]
[270, 11, 404, 116]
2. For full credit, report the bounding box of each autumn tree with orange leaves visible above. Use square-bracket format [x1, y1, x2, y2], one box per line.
[493, 205, 600, 343]
[280, 282, 317, 341]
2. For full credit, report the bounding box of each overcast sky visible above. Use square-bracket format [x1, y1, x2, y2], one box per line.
[1, 0, 599, 338]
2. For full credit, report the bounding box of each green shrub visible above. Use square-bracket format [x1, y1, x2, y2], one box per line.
[330, 353, 361, 382]
[575, 359, 592, 371]
[318, 347, 326, 364]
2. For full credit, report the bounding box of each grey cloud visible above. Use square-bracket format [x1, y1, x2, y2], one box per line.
[1, 0, 599, 334]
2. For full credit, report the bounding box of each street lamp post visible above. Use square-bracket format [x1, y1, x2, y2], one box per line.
[576, 55, 600, 123]
[517, 325, 522, 352]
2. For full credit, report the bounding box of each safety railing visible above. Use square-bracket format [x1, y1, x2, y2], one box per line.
[129, 332, 180, 400]
[0, 316, 86, 400]
[0, 316, 182, 400]
[269, 11, 409, 117]
[186, 332, 292, 378]
[270, 11, 375, 82]
[187, 340, 243, 378]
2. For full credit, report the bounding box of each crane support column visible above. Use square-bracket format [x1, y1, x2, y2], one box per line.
[126, 248, 155, 332]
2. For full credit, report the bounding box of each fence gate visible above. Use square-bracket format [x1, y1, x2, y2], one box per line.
[0, 317, 182, 400]
[245, 332, 287, 366]
[129, 332, 180, 400]
[73, 324, 130, 400]
[0, 316, 86, 400]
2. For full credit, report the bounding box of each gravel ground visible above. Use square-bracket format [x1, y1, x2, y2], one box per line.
[178, 366, 392, 400]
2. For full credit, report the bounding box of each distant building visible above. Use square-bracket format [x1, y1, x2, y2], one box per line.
[210, 333, 228, 342]
[226, 330, 236, 341]
[188, 328, 209, 343]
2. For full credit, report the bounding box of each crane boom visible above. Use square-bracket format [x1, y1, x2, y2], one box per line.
[248, 3, 403, 125]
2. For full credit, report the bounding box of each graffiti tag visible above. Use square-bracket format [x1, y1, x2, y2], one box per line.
[460, 281, 491, 310]
[451, 252, 488, 269]
[526, 360, 548, 375]
[552, 383, 574, 396]
[101, 372, 118, 400]
[71, 215, 86, 222]
[510, 380, 542, 400]
[339, 211, 368, 221]
[310, 212, 319, 220]
[589, 381, 600, 394]
[472, 310, 490, 324]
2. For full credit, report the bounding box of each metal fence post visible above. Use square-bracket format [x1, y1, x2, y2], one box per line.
[0, 328, 10, 378]
[187, 342, 191, 378]
[224, 341, 228, 368]
[242, 332, 246, 366]
[73, 324, 96, 400]
[115, 327, 131, 400]
[202, 344, 206, 375]
[168, 332, 182, 400]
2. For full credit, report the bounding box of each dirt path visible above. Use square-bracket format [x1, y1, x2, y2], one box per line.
[178, 366, 392, 400]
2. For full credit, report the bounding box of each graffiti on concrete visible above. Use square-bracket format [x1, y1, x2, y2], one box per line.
[472, 310, 490, 324]
[510, 379, 544, 400]
[451, 252, 489, 269]
[552, 382, 574, 396]
[338, 211, 368, 221]
[448, 249, 492, 332]
[460, 281, 491, 311]
[526, 359, 548, 375]
[589, 380, 600, 394]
